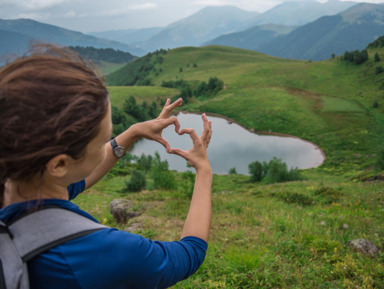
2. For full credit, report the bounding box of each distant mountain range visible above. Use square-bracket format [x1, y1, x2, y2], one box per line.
[244, 0, 355, 27]
[134, 6, 259, 52]
[95, 0, 355, 52]
[90, 27, 164, 46]
[0, 18, 145, 62]
[256, 3, 384, 60]
[1, 0, 384, 63]
[203, 24, 296, 51]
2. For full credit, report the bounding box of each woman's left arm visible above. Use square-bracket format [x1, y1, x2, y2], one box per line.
[84, 98, 182, 190]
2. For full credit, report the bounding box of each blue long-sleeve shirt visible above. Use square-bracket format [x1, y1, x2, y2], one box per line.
[0, 181, 207, 289]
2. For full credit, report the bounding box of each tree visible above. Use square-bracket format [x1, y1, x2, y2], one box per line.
[123, 96, 147, 121]
[125, 169, 146, 192]
[248, 161, 268, 182]
[228, 167, 237, 175]
[137, 154, 153, 172]
[150, 152, 176, 190]
[374, 53, 381, 62]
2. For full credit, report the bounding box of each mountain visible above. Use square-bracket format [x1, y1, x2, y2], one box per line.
[245, 0, 356, 27]
[203, 24, 295, 50]
[256, 3, 384, 61]
[89, 27, 164, 46]
[0, 29, 32, 62]
[0, 19, 146, 58]
[136, 6, 259, 51]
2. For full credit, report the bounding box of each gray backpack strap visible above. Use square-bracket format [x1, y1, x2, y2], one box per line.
[0, 220, 27, 289]
[0, 207, 107, 289]
[8, 207, 107, 262]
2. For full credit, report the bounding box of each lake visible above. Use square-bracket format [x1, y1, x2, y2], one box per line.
[129, 112, 325, 174]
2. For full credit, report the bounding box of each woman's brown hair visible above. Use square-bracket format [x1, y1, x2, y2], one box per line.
[0, 45, 109, 206]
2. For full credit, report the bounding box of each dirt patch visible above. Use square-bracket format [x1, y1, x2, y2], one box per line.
[285, 87, 324, 111]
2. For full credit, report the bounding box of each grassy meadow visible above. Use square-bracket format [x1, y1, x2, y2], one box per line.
[74, 46, 384, 288]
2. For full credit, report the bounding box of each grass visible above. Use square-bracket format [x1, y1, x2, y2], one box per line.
[73, 45, 384, 288]
[107, 86, 179, 107]
[74, 170, 384, 288]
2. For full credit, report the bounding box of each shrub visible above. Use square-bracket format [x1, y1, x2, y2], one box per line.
[248, 161, 268, 182]
[249, 157, 303, 184]
[150, 152, 176, 190]
[279, 192, 313, 206]
[229, 167, 237, 175]
[313, 186, 341, 204]
[125, 169, 146, 192]
[179, 171, 195, 199]
[343, 50, 368, 65]
[374, 52, 381, 62]
[376, 149, 384, 170]
[137, 154, 153, 172]
[264, 158, 290, 184]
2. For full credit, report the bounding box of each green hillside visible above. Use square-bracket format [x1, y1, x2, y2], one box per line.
[76, 45, 384, 288]
[106, 45, 384, 172]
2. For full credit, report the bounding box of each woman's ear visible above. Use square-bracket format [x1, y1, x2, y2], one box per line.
[46, 154, 71, 178]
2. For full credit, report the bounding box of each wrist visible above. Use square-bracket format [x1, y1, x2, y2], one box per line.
[195, 162, 212, 175]
[125, 123, 143, 142]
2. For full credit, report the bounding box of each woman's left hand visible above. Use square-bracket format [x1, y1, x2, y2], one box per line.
[135, 98, 182, 152]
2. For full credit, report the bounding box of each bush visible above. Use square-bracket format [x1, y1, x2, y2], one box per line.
[374, 52, 381, 62]
[229, 167, 237, 175]
[342, 50, 368, 65]
[264, 158, 290, 184]
[249, 157, 303, 184]
[150, 152, 176, 190]
[125, 169, 146, 192]
[179, 171, 195, 199]
[248, 161, 268, 182]
[137, 154, 153, 172]
[376, 149, 384, 170]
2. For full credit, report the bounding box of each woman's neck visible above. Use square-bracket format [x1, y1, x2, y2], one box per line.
[3, 177, 68, 208]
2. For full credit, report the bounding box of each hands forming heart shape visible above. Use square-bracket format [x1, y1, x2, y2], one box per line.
[143, 98, 212, 170]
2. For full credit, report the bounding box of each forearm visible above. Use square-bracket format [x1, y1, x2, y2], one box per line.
[180, 165, 212, 242]
[84, 123, 142, 190]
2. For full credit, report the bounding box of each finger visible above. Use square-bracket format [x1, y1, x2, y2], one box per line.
[168, 147, 187, 158]
[200, 114, 211, 140]
[159, 98, 182, 118]
[160, 116, 180, 132]
[156, 137, 170, 152]
[206, 124, 213, 147]
[158, 98, 171, 117]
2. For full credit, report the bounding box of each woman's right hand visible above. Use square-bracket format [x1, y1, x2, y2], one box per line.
[169, 113, 212, 171]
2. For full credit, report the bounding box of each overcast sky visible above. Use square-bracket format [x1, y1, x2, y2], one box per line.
[1, 0, 384, 33]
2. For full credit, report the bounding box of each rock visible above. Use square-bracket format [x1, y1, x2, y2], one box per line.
[347, 239, 380, 256]
[110, 199, 141, 224]
[125, 222, 143, 232]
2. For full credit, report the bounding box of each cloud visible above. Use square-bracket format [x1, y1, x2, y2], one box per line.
[192, 0, 280, 12]
[193, 0, 231, 6]
[17, 12, 53, 20]
[130, 3, 157, 10]
[86, 2, 157, 17]
[63, 11, 77, 18]
[6, 0, 70, 10]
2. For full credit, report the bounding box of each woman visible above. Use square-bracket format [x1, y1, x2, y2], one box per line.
[0, 46, 212, 289]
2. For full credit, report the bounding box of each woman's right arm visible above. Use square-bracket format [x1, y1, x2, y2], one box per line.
[170, 114, 213, 242]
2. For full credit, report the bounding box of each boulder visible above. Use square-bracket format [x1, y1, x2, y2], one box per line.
[347, 239, 380, 256]
[110, 199, 141, 224]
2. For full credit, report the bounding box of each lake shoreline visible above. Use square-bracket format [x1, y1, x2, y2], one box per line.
[175, 110, 326, 169]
